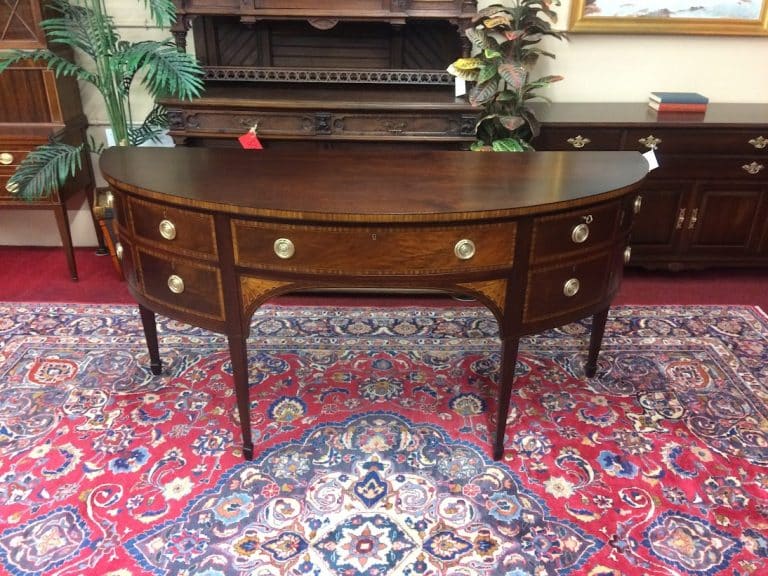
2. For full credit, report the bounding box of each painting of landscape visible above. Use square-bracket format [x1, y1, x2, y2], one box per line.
[585, 0, 762, 19]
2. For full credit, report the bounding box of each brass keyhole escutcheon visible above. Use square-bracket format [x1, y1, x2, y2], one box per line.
[274, 238, 295, 259]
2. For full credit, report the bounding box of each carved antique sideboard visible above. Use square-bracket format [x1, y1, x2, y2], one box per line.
[164, 0, 478, 149]
[101, 147, 648, 460]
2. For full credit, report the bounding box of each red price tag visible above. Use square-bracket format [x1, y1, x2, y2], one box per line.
[238, 130, 263, 150]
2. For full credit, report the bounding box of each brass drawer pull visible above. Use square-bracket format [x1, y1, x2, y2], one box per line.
[748, 136, 767, 149]
[454, 239, 476, 260]
[633, 195, 642, 214]
[742, 161, 764, 175]
[563, 278, 580, 298]
[688, 208, 698, 230]
[5, 181, 19, 195]
[0, 152, 14, 165]
[159, 219, 177, 240]
[639, 135, 662, 149]
[624, 246, 632, 264]
[274, 238, 295, 259]
[675, 208, 686, 230]
[571, 223, 590, 244]
[115, 242, 124, 261]
[167, 275, 185, 294]
[566, 135, 591, 149]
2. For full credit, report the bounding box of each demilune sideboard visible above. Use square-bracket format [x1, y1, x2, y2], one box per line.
[100, 147, 648, 460]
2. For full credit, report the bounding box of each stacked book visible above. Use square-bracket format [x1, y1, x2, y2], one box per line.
[648, 92, 708, 113]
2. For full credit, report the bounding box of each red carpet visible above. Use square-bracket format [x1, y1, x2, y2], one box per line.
[1, 302, 767, 574]
[1, 246, 766, 310]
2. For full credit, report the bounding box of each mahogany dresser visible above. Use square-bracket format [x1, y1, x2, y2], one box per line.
[533, 103, 768, 270]
[0, 0, 100, 280]
[100, 146, 648, 460]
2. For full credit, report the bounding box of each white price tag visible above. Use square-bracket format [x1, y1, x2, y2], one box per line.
[642, 149, 659, 171]
[455, 77, 467, 98]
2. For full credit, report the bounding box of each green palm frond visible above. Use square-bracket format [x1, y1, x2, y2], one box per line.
[129, 104, 169, 146]
[142, 0, 178, 27]
[40, 0, 99, 57]
[0, 48, 96, 83]
[7, 142, 84, 201]
[118, 41, 204, 100]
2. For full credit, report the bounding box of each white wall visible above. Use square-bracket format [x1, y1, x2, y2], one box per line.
[3, 0, 767, 246]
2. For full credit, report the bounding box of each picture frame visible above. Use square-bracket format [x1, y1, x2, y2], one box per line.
[569, 0, 768, 35]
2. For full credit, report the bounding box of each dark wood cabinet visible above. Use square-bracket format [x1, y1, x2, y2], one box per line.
[533, 103, 768, 269]
[0, 0, 100, 279]
[164, 0, 477, 148]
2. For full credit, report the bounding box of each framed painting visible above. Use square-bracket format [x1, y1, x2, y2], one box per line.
[569, 0, 768, 35]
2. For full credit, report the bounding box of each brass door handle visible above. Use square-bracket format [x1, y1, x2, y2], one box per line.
[688, 208, 698, 230]
[675, 208, 686, 229]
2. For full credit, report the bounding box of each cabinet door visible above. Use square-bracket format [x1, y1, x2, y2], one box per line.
[682, 184, 767, 260]
[0, 0, 44, 49]
[629, 180, 691, 262]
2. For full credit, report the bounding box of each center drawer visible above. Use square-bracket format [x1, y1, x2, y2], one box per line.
[232, 220, 517, 275]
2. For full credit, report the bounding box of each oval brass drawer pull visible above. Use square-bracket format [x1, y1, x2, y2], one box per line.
[748, 136, 767, 149]
[115, 242, 124, 261]
[563, 278, 580, 298]
[742, 162, 764, 175]
[159, 219, 177, 240]
[624, 246, 632, 264]
[274, 238, 295, 259]
[571, 223, 590, 244]
[633, 195, 642, 214]
[638, 135, 662, 149]
[0, 152, 14, 165]
[5, 181, 19, 194]
[454, 239, 476, 260]
[566, 135, 591, 149]
[167, 274, 185, 294]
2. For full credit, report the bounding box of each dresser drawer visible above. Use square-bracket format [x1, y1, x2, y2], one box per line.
[530, 201, 622, 263]
[182, 110, 315, 137]
[136, 248, 225, 321]
[232, 220, 517, 275]
[1, 169, 59, 202]
[647, 156, 768, 180]
[625, 128, 768, 156]
[127, 197, 218, 259]
[523, 252, 613, 325]
[534, 128, 623, 151]
[331, 112, 469, 138]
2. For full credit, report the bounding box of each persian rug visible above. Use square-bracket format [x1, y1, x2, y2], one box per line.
[0, 302, 767, 576]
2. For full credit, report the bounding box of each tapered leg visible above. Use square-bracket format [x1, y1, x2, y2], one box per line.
[53, 204, 78, 281]
[494, 336, 520, 461]
[228, 334, 254, 460]
[585, 307, 610, 378]
[138, 304, 163, 375]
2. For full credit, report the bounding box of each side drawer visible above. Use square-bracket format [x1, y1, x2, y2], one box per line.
[127, 197, 218, 259]
[523, 251, 613, 325]
[232, 220, 517, 275]
[625, 128, 768, 156]
[331, 112, 469, 139]
[181, 110, 315, 137]
[534, 128, 623, 151]
[530, 201, 622, 263]
[136, 247, 225, 321]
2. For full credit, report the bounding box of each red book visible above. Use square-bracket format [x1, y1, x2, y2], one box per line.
[648, 101, 707, 113]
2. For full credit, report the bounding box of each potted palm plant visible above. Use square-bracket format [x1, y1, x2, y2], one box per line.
[0, 0, 204, 199]
[447, 1, 566, 151]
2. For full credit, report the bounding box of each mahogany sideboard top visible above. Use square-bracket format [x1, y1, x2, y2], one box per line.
[101, 147, 648, 460]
